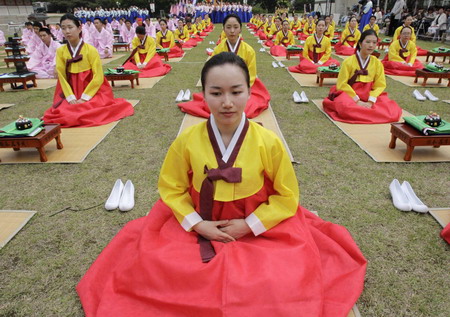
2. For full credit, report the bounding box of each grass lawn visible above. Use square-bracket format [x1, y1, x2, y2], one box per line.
[0, 25, 449, 316]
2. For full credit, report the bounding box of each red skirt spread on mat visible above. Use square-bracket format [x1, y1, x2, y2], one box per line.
[298, 33, 310, 41]
[381, 55, 424, 77]
[177, 78, 270, 119]
[43, 70, 134, 128]
[441, 223, 450, 244]
[181, 38, 197, 48]
[288, 51, 340, 74]
[334, 41, 356, 56]
[160, 41, 184, 59]
[77, 179, 367, 317]
[270, 44, 300, 57]
[123, 53, 171, 78]
[323, 82, 402, 124]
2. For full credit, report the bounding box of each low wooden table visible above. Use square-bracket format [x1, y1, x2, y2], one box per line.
[0, 73, 37, 92]
[414, 69, 450, 87]
[157, 51, 169, 61]
[389, 123, 450, 161]
[105, 72, 140, 88]
[426, 51, 450, 63]
[0, 124, 63, 162]
[286, 49, 302, 60]
[5, 47, 26, 56]
[113, 43, 130, 52]
[316, 69, 339, 87]
[371, 51, 381, 58]
[4, 56, 30, 68]
[377, 42, 391, 50]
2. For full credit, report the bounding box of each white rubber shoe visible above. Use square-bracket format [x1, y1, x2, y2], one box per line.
[424, 90, 439, 101]
[412, 89, 426, 101]
[175, 90, 184, 102]
[300, 91, 309, 103]
[182, 89, 191, 101]
[293, 91, 302, 103]
[105, 179, 124, 211]
[389, 179, 412, 211]
[272, 61, 279, 68]
[119, 180, 135, 212]
[401, 181, 428, 213]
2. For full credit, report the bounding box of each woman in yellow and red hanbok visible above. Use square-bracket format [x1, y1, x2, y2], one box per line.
[156, 19, 184, 59]
[323, 30, 402, 124]
[334, 17, 361, 55]
[288, 19, 340, 74]
[269, 20, 297, 56]
[77, 52, 367, 317]
[122, 26, 172, 78]
[174, 19, 197, 48]
[43, 14, 134, 128]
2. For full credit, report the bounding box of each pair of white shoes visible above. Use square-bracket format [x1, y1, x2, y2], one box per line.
[259, 48, 266, 52]
[389, 179, 428, 213]
[272, 61, 285, 68]
[105, 180, 135, 212]
[293, 91, 309, 103]
[209, 41, 215, 44]
[413, 89, 439, 102]
[175, 89, 191, 102]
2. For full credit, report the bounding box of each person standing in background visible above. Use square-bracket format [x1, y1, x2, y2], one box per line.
[389, 0, 405, 36]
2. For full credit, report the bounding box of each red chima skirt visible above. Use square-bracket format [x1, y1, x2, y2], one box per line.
[288, 51, 340, 74]
[257, 30, 268, 40]
[381, 55, 424, 77]
[323, 81, 403, 124]
[298, 32, 311, 41]
[76, 177, 367, 317]
[334, 41, 356, 55]
[189, 32, 204, 42]
[43, 70, 134, 128]
[269, 42, 301, 57]
[441, 224, 450, 244]
[160, 41, 184, 59]
[123, 53, 171, 78]
[178, 78, 270, 119]
[181, 37, 198, 48]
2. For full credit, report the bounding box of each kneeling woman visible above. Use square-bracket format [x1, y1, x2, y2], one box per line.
[323, 30, 402, 124]
[156, 19, 184, 59]
[381, 27, 422, 77]
[269, 19, 296, 56]
[123, 26, 172, 78]
[334, 17, 361, 56]
[178, 14, 270, 119]
[77, 52, 367, 317]
[288, 19, 339, 74]
[43, 14, 134, 128]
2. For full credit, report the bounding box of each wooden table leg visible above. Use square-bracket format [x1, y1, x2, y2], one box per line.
[36, 146, 48, 162]
[422, 77, 428, 87]
[319, 77, 324, 87]
[389, 134, 397, 149]
[404, 145, 414, 161]
[438, 77, 442, 84]
[432, 56, 436, 62]
[414, 76, 418, 83]
[32, 78, 37, 88]
[426, 54, 430, 62]
[55, 135, 63, 149]
[0, 83, 4, 92]
[22, 80, 28, 90]
[130, 79, 134, 89]
[136, 77, 140, 86]
[111, 80, 115, 87]
[316, 75, 319, 83]
[13, 147, 20, 151]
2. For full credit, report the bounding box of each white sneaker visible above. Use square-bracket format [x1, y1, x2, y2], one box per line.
[293, 91, 302, 103]
[412, 89, 426, 101]
[119, 180, 135, 212]
[182, 89, 191, 101]
[401, 181, 428, 213]
[424, 90, 439, 101]
[272, 61, 279, 68]
[105, 179, 124, 211]
[278, 61, 285, 67]
[175, 89, 184, 102]
[300, 91, 309, 103]
[389, 179, 412, 211]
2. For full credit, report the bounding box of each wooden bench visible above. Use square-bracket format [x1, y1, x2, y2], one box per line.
[113, 43, 130, 52]
[425, 51, 450, 63]
[414, 69, 450, 87]
[0, 124, 63, 162]
[105, 72, 140, 89]
[377, 41, 391, 50]
[389, 123, 450, 161]
[316, 69, 339, 87]
[0, 73, 36, 92]
[286, 49, 302, 60]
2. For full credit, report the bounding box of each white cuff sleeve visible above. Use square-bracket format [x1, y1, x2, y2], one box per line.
[353, 95, 360, 102]
[317, 60, 324, 65]
[81, 93, 92, 101]
[181, 212, 203, 231]
[143, 62, 147, 66]
[368, 96, 377, 103]
[66, 94, 76, 102]
[245, 213, 267, 236]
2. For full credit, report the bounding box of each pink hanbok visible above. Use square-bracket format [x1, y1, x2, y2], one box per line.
[26, 38, 61, 78]
[21, 28, 33, 46]
[25, 33, 42, 54]
[91, 28, 113, 58]
[120, 26, 135, 46]
[145, 22, 156, 38]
